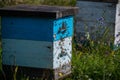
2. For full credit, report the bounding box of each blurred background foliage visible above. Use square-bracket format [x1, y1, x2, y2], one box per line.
[0, 0, 76, 7]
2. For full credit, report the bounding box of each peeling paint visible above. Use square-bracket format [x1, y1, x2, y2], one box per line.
[1, 5, 76, 80]
[76, 1, 116, 43]
[53, 37, 72, 69]
[115, 4, 120, 48]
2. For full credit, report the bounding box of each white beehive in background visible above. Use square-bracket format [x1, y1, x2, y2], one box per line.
[115, 2, 120, 49]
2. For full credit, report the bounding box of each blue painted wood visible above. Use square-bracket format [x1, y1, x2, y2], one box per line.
[76, 1, 116, 39]
[2, 37, 72, 69]
[0, 5, 78, 19]
[1, 5, 75, 79]
[2, 16, 53, 42]
[53, 16, 73, 41]
[2, 16, 73, 41]
[2, 39, 53, 68]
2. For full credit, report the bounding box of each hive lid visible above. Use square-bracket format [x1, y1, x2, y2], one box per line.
[0, 4, 78, 19]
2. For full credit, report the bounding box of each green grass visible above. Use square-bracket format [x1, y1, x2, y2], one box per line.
[70, 42, 120, 80]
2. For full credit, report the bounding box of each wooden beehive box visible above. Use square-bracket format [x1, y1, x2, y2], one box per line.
[76, 1, 116, 46]
[0, 5, 78, 80]
[114, 3, 120, 49]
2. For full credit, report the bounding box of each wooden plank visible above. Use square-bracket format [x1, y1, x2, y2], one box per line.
[2, 16, 73, 41]
[0, 5, 78, 19]
[2, 16, 53, 42]
[2, 37, 72, 69]
[76, 1, 116, 40]
[76, 1, 116, 22]
[2, 39, 53, 69]
[114, 4, 120, 47]
[53, 37, 72, 69]
[53, 16, 73, 41]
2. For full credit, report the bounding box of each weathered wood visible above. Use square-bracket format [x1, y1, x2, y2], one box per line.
[1, 9, 74, 80]
[76, 1, 116, 41]
[2, 37, 72, 69]
[0, 4, 78, 19]
[2, 16, 73, 41]
[114, 4, 120, 48]
[1, 4, 77, 80]
[2, 37, 72, 80]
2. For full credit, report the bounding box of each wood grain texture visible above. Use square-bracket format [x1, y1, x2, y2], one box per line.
[0, 5, 78, 19]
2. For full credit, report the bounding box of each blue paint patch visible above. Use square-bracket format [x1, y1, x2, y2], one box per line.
[2, 16, 73, 41]
[53, 16, 73, 41]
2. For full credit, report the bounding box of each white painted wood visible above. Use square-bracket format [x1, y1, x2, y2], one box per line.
[53, 37, 72, 69]
[114, 4, 120, 47]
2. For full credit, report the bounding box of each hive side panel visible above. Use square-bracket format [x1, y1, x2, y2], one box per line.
[53, 37, 72, 68]
[53, 37, 72, 79]
[76, 1, 116, 40]
[53, 16, 73, 41]
[114, 4, 120, 48]
[2, 39, 53, 69]
[1, 16, 54, 42]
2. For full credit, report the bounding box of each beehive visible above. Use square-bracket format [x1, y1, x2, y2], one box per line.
[0, 5, 78, 80]
[115, 3, 120, 49]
